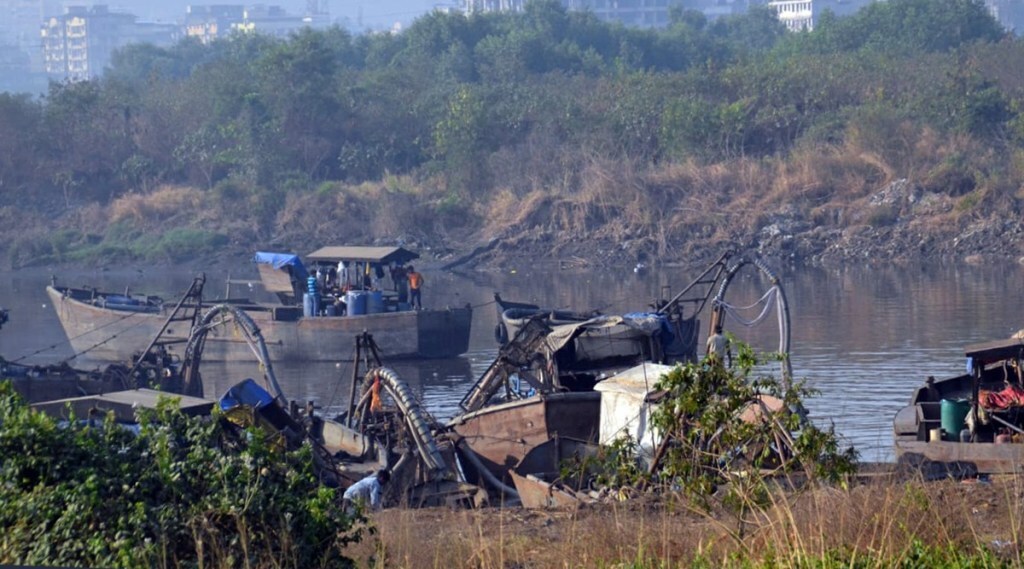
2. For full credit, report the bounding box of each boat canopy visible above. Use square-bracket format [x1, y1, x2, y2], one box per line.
[306, 246, 419, 265]
[965, 336, 1024, 366]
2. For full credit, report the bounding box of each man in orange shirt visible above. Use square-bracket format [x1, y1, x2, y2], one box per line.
[407, 266, 424, 310]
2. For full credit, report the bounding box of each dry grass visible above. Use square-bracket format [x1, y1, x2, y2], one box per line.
[109, 185, 204, 226]
[350, 476, 1024, 568]
[272, 175, 455, 248]
[61, 120, 1008, 267]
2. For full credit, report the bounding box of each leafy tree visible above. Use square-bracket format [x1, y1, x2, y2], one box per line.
[433, 85, 489, 194]
[801, 0, 1004, 55]
[42, 80, 135, 204]
[0, 93, 42, 203]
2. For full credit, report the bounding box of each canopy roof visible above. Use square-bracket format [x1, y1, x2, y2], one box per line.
[306, 246, 419, 265]
[965, 336, 1024, 365]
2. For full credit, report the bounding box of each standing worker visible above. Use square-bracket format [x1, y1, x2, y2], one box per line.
[305, 274, 320, 317]
[706, 325, 732, 367]
[407, 266, 424, 310]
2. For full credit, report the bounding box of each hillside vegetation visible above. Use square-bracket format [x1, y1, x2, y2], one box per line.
[2, 0, 1022, 269]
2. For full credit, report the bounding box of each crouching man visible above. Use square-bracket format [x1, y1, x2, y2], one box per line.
[343, 468, 390, 513]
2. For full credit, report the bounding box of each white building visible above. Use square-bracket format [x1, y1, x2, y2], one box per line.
[769, 0, 813, 32]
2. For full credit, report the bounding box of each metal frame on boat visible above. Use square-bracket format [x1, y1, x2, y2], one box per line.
[453, 251, 794, 493]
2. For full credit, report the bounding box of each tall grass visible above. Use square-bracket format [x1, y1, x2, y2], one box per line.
[356, 474, 1024, 568]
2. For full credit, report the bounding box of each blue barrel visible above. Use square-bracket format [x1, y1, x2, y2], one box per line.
[303, 292, 315, 317]
[324, 304, 337, 317]
[368, 290, 384, 314]
[346, 291, 367, 315]
[940, 399, 971, 441]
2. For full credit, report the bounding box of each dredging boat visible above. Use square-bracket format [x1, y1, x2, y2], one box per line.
[28, 307, 484, 508]
[46, 246, 473, 362]
[452, 251, 794, 491]
[894, 333, 1024, 474]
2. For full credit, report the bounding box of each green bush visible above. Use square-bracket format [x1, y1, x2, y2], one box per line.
[562, 341, 858, 513]
[0, 382, 362, 568]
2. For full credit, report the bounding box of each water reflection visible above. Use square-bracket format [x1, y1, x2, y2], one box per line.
[2, 261, 1023, 463]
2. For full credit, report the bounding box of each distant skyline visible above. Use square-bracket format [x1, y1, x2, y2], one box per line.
[98, 0, 440, 30]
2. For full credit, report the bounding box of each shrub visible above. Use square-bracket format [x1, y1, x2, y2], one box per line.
[562, 342, 858, 514]
[145, 227, 229, 260]
[0, 382, 362, 568]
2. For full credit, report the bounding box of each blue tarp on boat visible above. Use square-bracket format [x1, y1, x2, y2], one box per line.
[253, 252, 309, 282]
[219, 378, 275, 412]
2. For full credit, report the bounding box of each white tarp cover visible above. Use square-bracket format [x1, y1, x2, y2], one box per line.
[594, 362, 676, 464]
[542, 315, 662, 356]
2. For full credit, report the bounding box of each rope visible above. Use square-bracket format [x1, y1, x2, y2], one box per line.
[57, 325, 151, 364]
[12, 308, 143, 364]
[19, 281, 196, 364]
[323, 344, 358, 413]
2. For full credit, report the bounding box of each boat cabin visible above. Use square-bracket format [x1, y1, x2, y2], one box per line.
[254, 246, 420, 317]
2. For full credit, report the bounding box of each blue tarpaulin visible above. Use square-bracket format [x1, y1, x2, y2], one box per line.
[220, 378, 275, 412]
[253, 252, 309, 281]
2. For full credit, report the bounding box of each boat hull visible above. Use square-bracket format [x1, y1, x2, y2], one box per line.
[895, 438, 1024, 475]
[47, 286, 472, 362]
[450, 392, 601, 483]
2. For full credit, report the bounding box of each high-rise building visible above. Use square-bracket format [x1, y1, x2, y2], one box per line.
[184, 4, 247, 43]
[184, 4, 330, 43]
[41, 5, 176, 82]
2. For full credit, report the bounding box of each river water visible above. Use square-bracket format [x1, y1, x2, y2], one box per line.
[2, 261, 1022, 463]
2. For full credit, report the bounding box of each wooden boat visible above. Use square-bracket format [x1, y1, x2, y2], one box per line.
[450, 313, 667, 487]
[509, 437, 600, 509]
[893, 334, 1024, 474]
[32, 388, 215, 421]
[492, 293, 595, 345]
[2, 306, 188, 403]
[46, 246, 472, 362]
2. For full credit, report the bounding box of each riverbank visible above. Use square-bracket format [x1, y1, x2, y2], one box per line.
[5, 162, 1024, 273]
[352, 474, 1021, 567]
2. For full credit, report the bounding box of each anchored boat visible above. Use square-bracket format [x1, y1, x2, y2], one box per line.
[46, 246, 473, 362]
[894, 333, 1024, 474]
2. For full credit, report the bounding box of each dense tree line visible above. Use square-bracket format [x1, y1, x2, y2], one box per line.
[0, 0, 1019, 263]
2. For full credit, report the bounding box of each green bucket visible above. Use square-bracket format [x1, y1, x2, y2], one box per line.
[940, 399, 970, 441]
